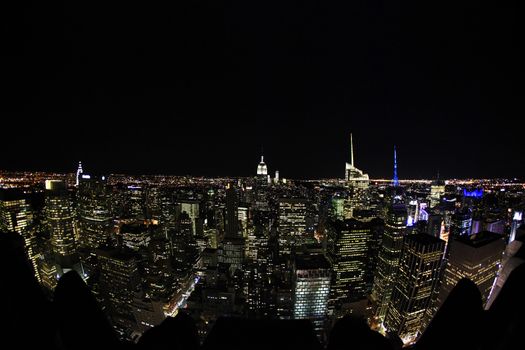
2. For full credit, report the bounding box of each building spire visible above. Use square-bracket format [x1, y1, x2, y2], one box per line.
[76, 161, 83, 187]
[257, 147, 268, 176]
[393, 146, 399, 187]
[350, 133, 354, 167]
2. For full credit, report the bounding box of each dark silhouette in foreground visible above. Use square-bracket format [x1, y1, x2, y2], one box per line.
[415, 278, 484, 350]
[328, 315, 398, 350]
[138, 313, 199, 350]
[54, 270, 122, 350]
[3, 232, 524, 350]
[203, 317, 321, 350]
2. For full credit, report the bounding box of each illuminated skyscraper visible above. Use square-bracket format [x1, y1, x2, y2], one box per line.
[393, 146, 399, 187]
[128, 185, 146, 220]
[371, 203, 407, 323]
[97, 247, 140, 339]
[238, 204, 249, 239]
[383, 233, 445, 344]
[510, 211, 523, 243]
[486, 227, 525, 309]
[326, 219, 375, 314]
[278, 198, 307, 257]
[218, 236, 245, 273]
[255, 154, 270, 192]
[429, 178, 445, 208]
[330, 196, 345, 221]
[218, 184, 245, 273]
[256, 155, 268, 176]
[344, 133, 369, 189]
[245, 259, 272, 318]
[121, 223, 151, 251]
[159, 189, 177, 238]
[176, 199, 200, 236]
[171, 211, 199, 278]
[0, 188, 40, 281]
[44, 180, 77, 267]
[344, 186, 370, 220]
[438, 231, 505, 308]
[76, 161, 83, 187]
[293, 255, 331, 337]
[39, 259, 58, 292]
[406, 200, 419, 227]
[343, 135, 370, 219]
[78, 175, 113, 250]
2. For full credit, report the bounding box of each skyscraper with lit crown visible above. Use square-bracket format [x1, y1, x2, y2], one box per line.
[393, 146, 399, 187]
[76, 161, 83, 187]
[345, 133, 369, 189]
[256, 155, 268, 176]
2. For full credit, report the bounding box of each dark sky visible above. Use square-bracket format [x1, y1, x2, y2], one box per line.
[2, 0, 522, 179]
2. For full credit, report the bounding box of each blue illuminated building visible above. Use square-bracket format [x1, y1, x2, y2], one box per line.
[463, 189, 483, 198]
[393, 146, 399, 187]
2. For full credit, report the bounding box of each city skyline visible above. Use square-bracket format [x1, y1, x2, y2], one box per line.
[1, 153, 523, 181]
[1, 135, 523, 181]
[2, 1, 522, 348]
[0, 124, 523, 179]
[2, 155, 522, 347]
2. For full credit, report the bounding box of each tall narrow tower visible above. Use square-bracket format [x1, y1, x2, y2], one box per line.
[393, 146, 399, 187]
[344, 134, 369, 188]
[350, 133, 354, 167]
[76, 161, 83, 187]
[257, 145, 268, 177]
[225, 184, 239, 238]
[371, 203, 407, 323]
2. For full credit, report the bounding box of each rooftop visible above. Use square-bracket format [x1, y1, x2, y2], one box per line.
[456, 230, 504, 248]
[295, 254, 331, 270]
[406, 232, 445, 246]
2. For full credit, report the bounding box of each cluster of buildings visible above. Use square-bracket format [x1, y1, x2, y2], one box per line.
[1, 135, 523, 345]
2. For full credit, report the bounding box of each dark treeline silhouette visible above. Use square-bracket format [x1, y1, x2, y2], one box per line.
[2, 232, 524, 350]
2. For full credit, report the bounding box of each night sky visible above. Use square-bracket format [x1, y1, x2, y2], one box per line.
[2, 1, 522, 179]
